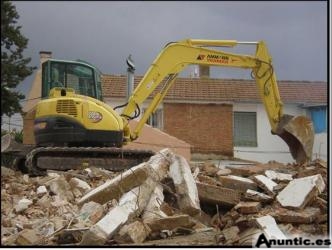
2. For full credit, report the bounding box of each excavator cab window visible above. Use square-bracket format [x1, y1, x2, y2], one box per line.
[41, 60, 102, 100]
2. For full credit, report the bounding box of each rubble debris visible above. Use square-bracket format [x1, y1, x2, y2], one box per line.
[200, 161, 220, 176]
[234, 201, 261, 214]
[276, 174, 325, 209]
[69, 177, 91, 194]
[79, 201, 104, 224]
[221, 226, 240, 244]
[196, 182, 241, 206]
[272, 207, 321, 224]
[15, 198, 33, 213]
[216, 168, 232, 176]
[141, 184, 167, 222]
[1, 150, 329, 247]
[217, 175, 257, 192]
[16, 229, 43, 245]
[169, 155, 201, 216]
[36, 185, 48, 196]
[77, 163, 149, 206]
[244, 189, 273, 203]
[255, 215, 287, 240]
[264, 170, 293, 182]
[129, 229, 220, 246]
[114, 221, 151, 244]
[47, 176, 74, 202]
[226, 161, 288, 177]
[146, 214, 194, 232]
[80, 149, 173, 245]
[253, 175, 278, 196]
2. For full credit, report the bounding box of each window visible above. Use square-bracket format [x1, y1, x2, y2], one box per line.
[42, 61, 98, 99]
[233, 112, 257, 147]
[309, 106, 327, 133]
[143, 109, 163, 130]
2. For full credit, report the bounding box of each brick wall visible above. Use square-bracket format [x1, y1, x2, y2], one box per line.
[163, 103, 233, 156]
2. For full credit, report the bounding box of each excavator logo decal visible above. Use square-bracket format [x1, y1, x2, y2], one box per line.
[88, 111, 103, 123]
[206, 54, 229, 64]
[196, 55, 206, 60]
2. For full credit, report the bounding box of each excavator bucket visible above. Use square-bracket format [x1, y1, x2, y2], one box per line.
[274, 114, 314, 164]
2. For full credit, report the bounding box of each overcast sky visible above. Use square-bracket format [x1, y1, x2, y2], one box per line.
[13, 1, 328, 96]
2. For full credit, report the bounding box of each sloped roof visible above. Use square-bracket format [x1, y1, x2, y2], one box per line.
[102, 75, 327, 105]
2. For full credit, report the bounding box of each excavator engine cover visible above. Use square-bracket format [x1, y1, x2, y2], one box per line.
[274, 114, 314, 164]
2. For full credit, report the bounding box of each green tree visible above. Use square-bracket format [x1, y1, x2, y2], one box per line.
[1, 1, 36, 119]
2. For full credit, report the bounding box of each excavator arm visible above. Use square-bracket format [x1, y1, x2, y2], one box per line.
[121, 39, 314, 163]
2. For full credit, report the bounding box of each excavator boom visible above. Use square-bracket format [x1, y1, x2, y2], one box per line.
[121, 39, 314, 163]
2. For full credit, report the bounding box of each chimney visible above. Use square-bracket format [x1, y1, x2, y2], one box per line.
[199, 65, 210, 79]
[39, 51, 52, 65]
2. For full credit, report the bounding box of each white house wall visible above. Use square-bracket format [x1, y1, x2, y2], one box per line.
[233, 103, 327, 164]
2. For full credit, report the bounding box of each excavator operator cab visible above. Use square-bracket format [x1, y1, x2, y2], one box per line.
[41, 59, 103, 101]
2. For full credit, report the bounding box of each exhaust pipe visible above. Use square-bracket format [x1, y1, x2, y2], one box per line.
[274, 114, 314, 164]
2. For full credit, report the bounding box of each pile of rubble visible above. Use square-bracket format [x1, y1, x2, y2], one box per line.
[1, 148, 328, 246]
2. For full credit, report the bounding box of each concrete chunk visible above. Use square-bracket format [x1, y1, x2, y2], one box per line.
[114, 220, 151, 244]
[265, 170, 293, 182]
[16, 229, 42, 245]
[234, 201, 261, 214]
[48, 176, 74, 201]
[15, 198, 33, 213]
[169, 155, 201, 216]
[69, 177, 91, 194]
[253, 175, 278, 196]
[255, 215, 287, 240]
[146, 214, 194, 232]
[217, 175, 257, 192]
[276, 174, 325, 209]
[79, 201, 104, 224]
[227, 161, 287, 177]
[272, 207, 321, 224]
[141, 184, 167, 222]
[244, 189, 273, 203]
[196, 182, 241, 206]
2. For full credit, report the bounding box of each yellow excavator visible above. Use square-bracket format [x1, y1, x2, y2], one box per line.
[2, 39, 314, 175]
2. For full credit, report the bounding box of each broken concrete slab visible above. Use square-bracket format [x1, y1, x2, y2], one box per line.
[196, 182, 241, 206]
[169, 155, 201, 216]
[244, 189, 273, 203]
[255, 215, 287, 240]
[217, 175, 257, 192]
[272, 207, 321, 224]
[77, 162, 149, 206]
[234, 201, 261, 214]
[265, 170, 293, 182]
[141, 184, 167, 222]
[276, 174, 325, 209]
[114, 220, 151, 244]
[79, 149, 173, 245]
[146, 214, 195, 232]
[253, 175, 278, 196]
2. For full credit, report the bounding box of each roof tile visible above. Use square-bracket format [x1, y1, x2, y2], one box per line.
[102, 75, 327, 105]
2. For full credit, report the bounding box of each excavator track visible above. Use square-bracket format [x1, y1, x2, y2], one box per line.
[25, 147, 155, 176]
